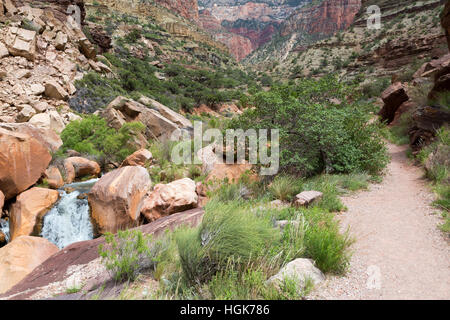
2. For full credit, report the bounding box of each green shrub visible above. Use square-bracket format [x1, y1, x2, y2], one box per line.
[60, 115, 145, 163]
[269, 175, 302, 202]
[98, 230, 169, 282]
[230, 75, 389, 177]
[303, 208, 353, 274]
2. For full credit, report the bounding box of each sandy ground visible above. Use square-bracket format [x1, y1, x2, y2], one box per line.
[309, 144, 450, 300]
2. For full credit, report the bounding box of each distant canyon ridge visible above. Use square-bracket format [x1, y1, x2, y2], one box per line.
[196, 0, 362, 61]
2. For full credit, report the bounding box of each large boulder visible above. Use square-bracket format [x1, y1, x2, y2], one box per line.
[0, 123, 62, 153]
[102, 97, 183, 140]
[120, 149, 153, 167]
[379, 82, 409, 124]
[88, 166, 151, 235]
[28, 111, 66, 134]
[138, 96, 192, 128]
[4, 27, 36, 61]
[9, 188, 59, 240]
[141, 178, 198, 222]
[267, 258, 325, 290]
[0, 129, 52, 200]
[63, 157, 101, 184]
[44, 80, 69, 101]
[0, 236, 59, 294]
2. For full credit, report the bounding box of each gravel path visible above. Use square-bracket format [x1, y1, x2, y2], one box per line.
[309, 144, 450, 300]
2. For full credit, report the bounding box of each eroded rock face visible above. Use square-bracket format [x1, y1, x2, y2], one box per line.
[63, 157, 101, 184]
[141, 178, 198, 222]
[0, 128, 52, 200]
[0, 236, 59, 294]
[379, 82, 410, 124]
[10, 187, 60, 240]
[442, 1, 450, 51]
[120, 149, 152, 168]
[88, 166, 151, 235]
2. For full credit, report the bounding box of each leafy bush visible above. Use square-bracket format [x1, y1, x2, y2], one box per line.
[98, 230, 169, 282]
[230, 75, 389, 177]
[60, 115, 145, 163]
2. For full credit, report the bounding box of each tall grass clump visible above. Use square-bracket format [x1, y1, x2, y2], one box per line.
[176, 200, 277, 285]
[98, 230, 169, 282]
[269, 175, 302, 202]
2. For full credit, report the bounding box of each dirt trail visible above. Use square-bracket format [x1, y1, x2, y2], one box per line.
[309, 144, 450, 300]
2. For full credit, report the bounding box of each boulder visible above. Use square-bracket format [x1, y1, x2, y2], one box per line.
[120, 149, 152, 167]
[141, 178, 198, 222]
[10, 188, 59, 240]
[88, 166, 151, 235]
[379, 82, 409, 124]
[102, 97, 181, 140]
[0, 128, 52, 200]
[0, 236, 59, 294]
[3, 0, 17, 15]
[28, 111, 66, 134]
[5, 27, 36, 61]
[294, 191, 323, 207]
[206, 162, 253, 183]
[54, 32, 68, 50]
[138, 96, 192, 128]
[391, 101, 417, 126]
[16, 104, 36, 123]
[44, 166, 64, 189]
[63, 157, 101, 184]
[78, 38, 96, 59]
[44, 80, 69, 101]
[267, 258, 325, 290]
[0, 123, 62, 153]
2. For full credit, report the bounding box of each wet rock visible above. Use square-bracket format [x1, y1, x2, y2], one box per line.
[44, 166, 64, 189]
[63, 157, 101, 184]
[10, 187, 60, 240]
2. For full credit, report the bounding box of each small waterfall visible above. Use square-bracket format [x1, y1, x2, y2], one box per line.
[41, 178, 99, 249]
[0, 219, 10, 243]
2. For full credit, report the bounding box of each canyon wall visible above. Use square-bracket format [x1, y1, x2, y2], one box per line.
[280, 0, 361, 37]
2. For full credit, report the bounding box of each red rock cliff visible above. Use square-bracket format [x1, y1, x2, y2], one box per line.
[156, 0, 199, 22]
[281, 0, 361, 37]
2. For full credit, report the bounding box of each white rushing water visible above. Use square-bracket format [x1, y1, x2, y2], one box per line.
[0, 219, 10, 242]
[41, 178, 99, 249]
